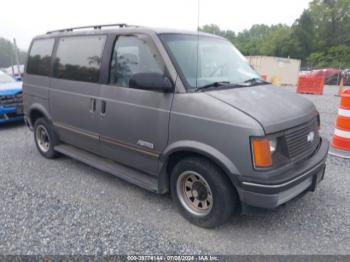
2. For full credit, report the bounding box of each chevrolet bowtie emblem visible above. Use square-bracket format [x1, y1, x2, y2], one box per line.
[307, 131, 315, 143]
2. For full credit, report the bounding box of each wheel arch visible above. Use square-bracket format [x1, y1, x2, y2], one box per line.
[28, 103, 52, 128]
[158, 141, 241, 194]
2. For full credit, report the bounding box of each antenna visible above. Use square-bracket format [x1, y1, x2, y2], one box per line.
[195, 0, 200, 89]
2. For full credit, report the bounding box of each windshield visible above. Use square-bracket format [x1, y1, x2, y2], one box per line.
[160, 34, 260, 91]
[0, 71, 15, 84]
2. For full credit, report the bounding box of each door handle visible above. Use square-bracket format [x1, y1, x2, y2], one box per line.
[90, 98, 96, 113]
[101, 100, 107, 115]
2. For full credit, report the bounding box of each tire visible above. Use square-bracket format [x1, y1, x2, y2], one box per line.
[170, 157, 238, 228]
[33, 117, 60, 159]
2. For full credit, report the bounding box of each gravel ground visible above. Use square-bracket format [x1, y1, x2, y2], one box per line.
[0, 85, 349, 255]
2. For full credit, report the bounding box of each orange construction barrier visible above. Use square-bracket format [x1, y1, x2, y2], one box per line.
[329, 89, 350, 159]
[297, 76, 325, 95]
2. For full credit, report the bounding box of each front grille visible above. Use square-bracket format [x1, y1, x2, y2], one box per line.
[5, 112, 21, 118]
[285, 118, 320, 162]
[0, 93, 23, 108]
[0, 112, 23, 121]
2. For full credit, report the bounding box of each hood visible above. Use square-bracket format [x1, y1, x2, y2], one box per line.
[206, 85, 317, 134]
[0, 82, 23, 96]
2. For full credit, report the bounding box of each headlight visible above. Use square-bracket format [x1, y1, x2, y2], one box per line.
[251, 138, 273, 168]
[251, 136, 287, 169]
[269, 138, 278, 153]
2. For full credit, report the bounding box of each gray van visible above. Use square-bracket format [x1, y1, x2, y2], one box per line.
[23, 24, 329, 228]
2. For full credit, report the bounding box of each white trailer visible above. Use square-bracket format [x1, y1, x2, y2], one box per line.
[247, 56, 301, 86]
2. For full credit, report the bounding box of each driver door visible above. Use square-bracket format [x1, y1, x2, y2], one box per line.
[98, 34, 174, 175]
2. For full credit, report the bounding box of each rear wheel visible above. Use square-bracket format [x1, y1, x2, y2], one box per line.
[170, 157, 238, 228]
[34, 118, 59, 159]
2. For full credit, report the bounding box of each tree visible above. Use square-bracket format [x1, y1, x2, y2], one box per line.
[309, 0, 350, 49]
[291, 10, 315, 59]
[198, 24, 223, 36]
[234, 24, 273, 55]
[307, 45, 350, 68]
[0, 37, 27, 68]
[199, 0, 350, 68]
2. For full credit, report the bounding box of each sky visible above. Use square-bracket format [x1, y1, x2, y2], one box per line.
[0, 0, 312, 50]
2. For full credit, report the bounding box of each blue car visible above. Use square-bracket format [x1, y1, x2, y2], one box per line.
[0, 71, 23, 124]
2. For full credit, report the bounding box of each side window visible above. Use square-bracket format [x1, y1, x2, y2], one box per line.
[27, 38, 54, 76]
[109, 36, 164, 88]
[53, 35, 106, 83]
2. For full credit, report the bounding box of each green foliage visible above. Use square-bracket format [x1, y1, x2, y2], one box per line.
[199, 24, 224, 36]
[199, 0, 350, 68]
[309, 0, 350, 49]
[307, 45, 350, 68]
[0, 37, 27, 68]
[291, 10, 315, 58]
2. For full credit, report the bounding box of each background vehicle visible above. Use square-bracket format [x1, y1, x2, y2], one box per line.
[0, 71, 23, 124]
[23, 24, 328, 228]
[299, 68, 350, 86]
[302, 68, 344, 85]
[342, 69, 350, 86]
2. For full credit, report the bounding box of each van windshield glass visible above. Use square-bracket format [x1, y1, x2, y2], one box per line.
[160, 34, 260, 91]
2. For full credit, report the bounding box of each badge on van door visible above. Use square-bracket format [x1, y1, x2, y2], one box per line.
[137, 140, 154, 149]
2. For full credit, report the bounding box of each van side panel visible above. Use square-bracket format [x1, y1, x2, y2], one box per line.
[23, 38, 56, 125]
[49, 78, 102, 152]
[49, 35, 107, 153]
[23, 74, 51, 123]
[98, 84, 174, 175]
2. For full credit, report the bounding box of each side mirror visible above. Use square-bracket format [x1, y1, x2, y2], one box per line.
[129, 73, 173, 92]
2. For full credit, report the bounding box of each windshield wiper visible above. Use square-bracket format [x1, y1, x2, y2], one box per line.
[194, 79, 267, 92]
[195, 81, 247, 92]
[195, 81, 231, 92]
[243, 78, 270, 86]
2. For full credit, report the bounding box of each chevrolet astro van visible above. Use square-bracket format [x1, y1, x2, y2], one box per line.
[23, 24, 329, 228]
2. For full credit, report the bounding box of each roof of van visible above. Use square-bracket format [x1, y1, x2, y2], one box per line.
[33, 24, 223, 40]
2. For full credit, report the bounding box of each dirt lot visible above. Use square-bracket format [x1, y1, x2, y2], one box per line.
[0, 85, 349, 255]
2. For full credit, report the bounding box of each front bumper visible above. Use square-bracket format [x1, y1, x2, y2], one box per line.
[237, 137, 329, 209]
[0, 106, 24, 124]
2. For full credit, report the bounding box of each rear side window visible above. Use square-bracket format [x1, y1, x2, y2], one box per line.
[53, 35, 106, 83]
[27, 38, 55, 76]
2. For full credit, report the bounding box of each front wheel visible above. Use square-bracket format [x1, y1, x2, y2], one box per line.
[170, 157, 238, 228]
[34, 118, 59, 159]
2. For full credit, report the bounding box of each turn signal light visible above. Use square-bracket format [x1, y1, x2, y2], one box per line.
[252, 139, 273, 168]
